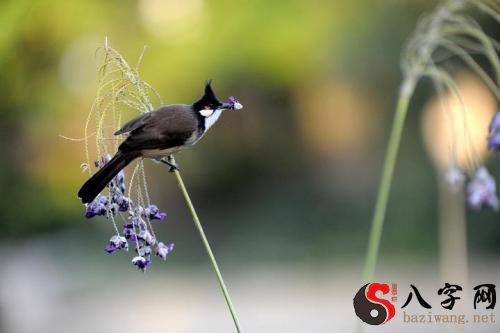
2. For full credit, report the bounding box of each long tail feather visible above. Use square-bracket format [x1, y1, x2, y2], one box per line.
[78, 151, 138, 204]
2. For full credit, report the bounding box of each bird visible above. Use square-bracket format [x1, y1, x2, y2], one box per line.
[78, 81, 242, 204]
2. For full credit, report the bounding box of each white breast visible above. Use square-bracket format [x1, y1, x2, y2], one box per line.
[204, 109, 223, 131]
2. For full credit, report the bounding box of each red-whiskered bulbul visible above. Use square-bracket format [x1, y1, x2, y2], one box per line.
[78, 81, 242, 204]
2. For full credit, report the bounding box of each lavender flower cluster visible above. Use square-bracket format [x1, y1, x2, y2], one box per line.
[84, 155, 174, 271]
[448, 110, 500, 211]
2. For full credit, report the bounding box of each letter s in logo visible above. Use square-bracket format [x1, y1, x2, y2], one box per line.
[353, 283, 395, 325]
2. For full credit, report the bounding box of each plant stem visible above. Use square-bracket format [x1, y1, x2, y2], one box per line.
[362, 78, 416, 282]
[171, 159, 243, 333]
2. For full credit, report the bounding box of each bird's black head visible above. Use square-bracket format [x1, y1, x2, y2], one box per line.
[193, 81, 223, 114]
[193, 81, 243, 118]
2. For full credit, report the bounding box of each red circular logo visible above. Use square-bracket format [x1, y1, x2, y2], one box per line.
[353, 283, 396, 325]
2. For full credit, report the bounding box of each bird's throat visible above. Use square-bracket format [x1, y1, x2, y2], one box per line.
[204, 109, 223, 132]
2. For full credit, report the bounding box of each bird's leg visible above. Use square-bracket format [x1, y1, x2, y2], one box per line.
[160, 155, 179, 172]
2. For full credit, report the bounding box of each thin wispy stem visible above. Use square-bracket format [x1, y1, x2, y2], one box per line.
[171, 157, 243, 333]
[362, 79, 415, 281]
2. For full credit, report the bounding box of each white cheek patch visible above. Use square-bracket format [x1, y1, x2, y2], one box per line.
[200, 109, 214, 117]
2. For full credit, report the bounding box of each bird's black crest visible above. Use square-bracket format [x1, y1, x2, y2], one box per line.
[193, 80, 222, 111]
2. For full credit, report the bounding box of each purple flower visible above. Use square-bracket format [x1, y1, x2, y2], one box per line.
[85, 195, 109, 218]
[94, 154, 112, 169]
[138, 246, 152, 256]
[156, 242, 174, 260]
[109, 202, 119, 214]
[114, 170, 126, 194]
[114, 195, 131, 212]
[137, 230, 156, 246]
[143, 205, 167, 221]
[132, 256, 151, 272]
[104, 235, 128, 253]
[116, 169, 125, 185]
[467, 167, 499, 210]
[130, 215, 147, 229]
[122, 223, 137, 241]
[487, 111, 500, 151]
[226, 96, 243, 110]
[82, 154, 176, 271]
[104, 244, 116, 253]
[487, 132, 500, 151]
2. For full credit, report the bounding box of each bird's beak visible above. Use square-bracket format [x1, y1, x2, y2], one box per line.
[221, 101, 243, 111]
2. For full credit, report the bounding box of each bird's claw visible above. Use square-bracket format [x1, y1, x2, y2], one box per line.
[160, 156, 179, 172]
[168, 163, 179, 172]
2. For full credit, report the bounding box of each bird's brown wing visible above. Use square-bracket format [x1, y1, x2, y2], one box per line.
[114, 112, 153, 135]
[118, 105, 199, 152]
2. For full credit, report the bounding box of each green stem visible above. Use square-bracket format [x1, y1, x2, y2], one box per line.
[362, 78, 416, 282]
[171, 159, 243, 333]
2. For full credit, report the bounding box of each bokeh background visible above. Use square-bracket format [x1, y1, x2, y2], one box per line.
[0, 0, 499, 332]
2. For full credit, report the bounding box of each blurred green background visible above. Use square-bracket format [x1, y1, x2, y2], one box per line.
[0, 0, 499, 332]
